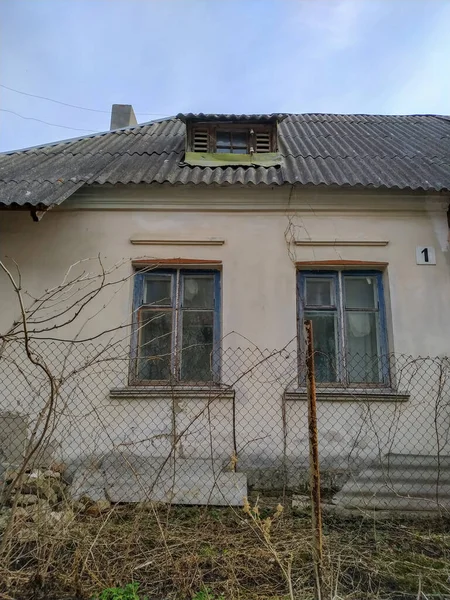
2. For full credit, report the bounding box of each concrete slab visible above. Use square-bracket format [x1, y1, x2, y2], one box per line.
[102, 453, 247, 506]
[0, 412, 28, 463]
[71, 466, 107, 502]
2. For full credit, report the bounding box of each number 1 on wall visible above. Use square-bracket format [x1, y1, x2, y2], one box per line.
[416, 246, 436, 265]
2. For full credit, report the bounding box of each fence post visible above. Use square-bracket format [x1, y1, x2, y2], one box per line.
[304, 319, 324, 600]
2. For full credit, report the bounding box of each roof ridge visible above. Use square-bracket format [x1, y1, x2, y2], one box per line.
[286, 112, 450, 118]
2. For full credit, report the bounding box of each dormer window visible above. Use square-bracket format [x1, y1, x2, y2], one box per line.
[182, 114, 282, 167]
[189, 122, 277, 155]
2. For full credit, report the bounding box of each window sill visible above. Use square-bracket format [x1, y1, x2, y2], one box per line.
[110, 385, 235, 401]
[284, 388, 410, 402]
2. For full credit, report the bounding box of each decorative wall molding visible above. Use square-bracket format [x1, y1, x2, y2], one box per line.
[294, 240, 389, 247]
[284, 389, 410, 402]
[130, 237, 225, 246]
[110, 386, 235, 401]
[295, 260, 388, 268]
[132, 258, 222, 268]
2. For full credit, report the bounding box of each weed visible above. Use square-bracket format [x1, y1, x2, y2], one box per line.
[93, 581, 147, 600]
[192, 586, 225, 600]
[243, 497, 295, 600]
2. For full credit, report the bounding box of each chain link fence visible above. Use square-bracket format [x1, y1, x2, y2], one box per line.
[1, 330, 450, 598]
[0, 335, 449, 511]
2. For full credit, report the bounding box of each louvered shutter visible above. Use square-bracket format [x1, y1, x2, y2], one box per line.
[192, 128, 209, 152]
[255, 131, 271, 153]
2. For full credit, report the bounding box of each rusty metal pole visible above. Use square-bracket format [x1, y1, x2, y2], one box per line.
[305, 319, 324, 600]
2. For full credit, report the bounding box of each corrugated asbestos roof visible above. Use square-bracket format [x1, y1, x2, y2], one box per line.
[1, 113, 450, 209]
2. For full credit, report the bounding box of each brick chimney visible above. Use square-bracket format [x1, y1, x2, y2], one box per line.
[110, 104, 137, 130]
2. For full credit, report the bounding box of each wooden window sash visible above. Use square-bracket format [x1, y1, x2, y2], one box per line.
[297, 270, 389, 386]
[130, 268, 221, 384]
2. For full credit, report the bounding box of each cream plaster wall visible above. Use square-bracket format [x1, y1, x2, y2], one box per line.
[0, 185, 449, 478]
[1, 186, 450, 355]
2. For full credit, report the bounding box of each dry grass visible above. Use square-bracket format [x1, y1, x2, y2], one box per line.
[0, 496, 450, 600]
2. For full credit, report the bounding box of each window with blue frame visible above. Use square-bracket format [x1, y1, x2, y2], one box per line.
[131, 269, 221, 383]
[298, 270, 389, 385]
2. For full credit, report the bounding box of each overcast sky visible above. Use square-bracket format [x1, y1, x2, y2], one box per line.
[1, 0, 450, 152]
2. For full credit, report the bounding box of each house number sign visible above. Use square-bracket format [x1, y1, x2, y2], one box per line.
[416, 246, 436, 265]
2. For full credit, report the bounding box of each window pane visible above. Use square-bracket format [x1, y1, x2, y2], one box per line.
[216, 131, 230, 143]
[216, 131, 231, 151]
[137, 310, 172, 380]
[181, 311, 214, 381]
[144, 275, 172, 306]
[304, 311, 338, 382]
[346, 312, 381, 382]
[232, 132, 248, 148]
[216, 131, 248, 154]
[344, 276, 377, 309]
[183, 276, 214, 309]
[305, 278, 334, 307]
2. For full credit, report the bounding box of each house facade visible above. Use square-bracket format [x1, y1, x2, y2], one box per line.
[0, 110, 449, 506]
